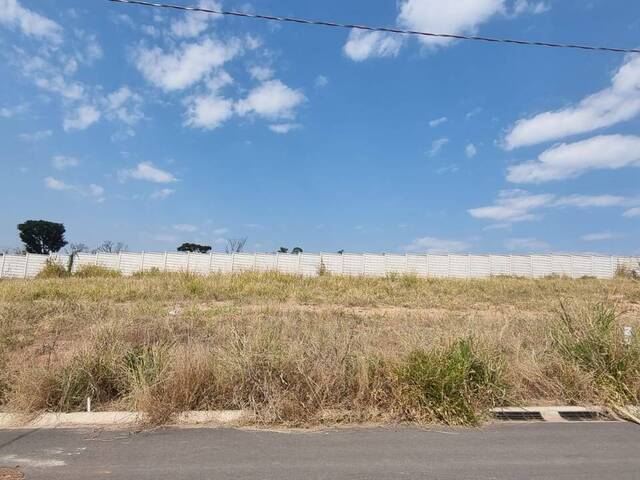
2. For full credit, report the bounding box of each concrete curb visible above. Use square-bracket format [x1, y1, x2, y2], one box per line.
[0, 410, 247, 428]
[491, 406, 615, 423]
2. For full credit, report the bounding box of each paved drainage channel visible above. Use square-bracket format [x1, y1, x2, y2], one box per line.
[492, 407, 619, 423]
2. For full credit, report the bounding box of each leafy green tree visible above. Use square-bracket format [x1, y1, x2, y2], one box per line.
[278, 247, 289, 253]
[177, 243, 212, 254]
[291, 247, 303, 254]
[18, 220, 68, 254]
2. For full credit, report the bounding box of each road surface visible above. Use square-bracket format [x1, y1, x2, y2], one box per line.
[0, 423, 638, 479]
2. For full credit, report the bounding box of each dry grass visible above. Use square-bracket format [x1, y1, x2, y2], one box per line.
[0, 271, 638, 426]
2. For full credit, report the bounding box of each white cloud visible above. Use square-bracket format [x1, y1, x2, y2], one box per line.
[173, 224, 198, 232]
[469, 190, 553, 222]
[170, 0, 221, 38]
[512, 0, 550, 15]
[34, 75, 85, 100]
[150, 188, 175, 200]
[52, 155, 79, 170]
[343, 30, 403, 61]
[427, 137, 449, 157]
[403, 236, 471, 253]
[19, 130, 52, 142]
[553, 194, 629, 208]
[104, 87, 144, 126]
[507, 135, 640, 183]
[504, 56, 640, 150]
[398, 0, 505, 48]
[344, 0, 549, 61]
[44, 176, 73, 191]
[429, 117, 448, 128]
[581, 232, 620, 242]
[315, 75, 329, 88]
[236, 80, 305, 119]
[623, 207, 640, 218]
[0, 0, 63, 43]
[184, 94, 234, 130]
[0, 103, 28, 118]
[248, 65, 274, 81]
[73, 30, 103, 64]
[63, 105, 100, 131]
[465, 143, 477, 158]
[504, 237, 549, 251]
[44, 176, 104, 201]
[269, 123, 301, 134]
[134, 37, 241, 91]
[120, 162, 177, 183]
[469, 189, 638, 223]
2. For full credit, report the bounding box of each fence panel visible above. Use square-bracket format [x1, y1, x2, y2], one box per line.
[427, 255, 449, 278]
[187, 253, 210, 275]
[470, 255, 490, 278]
[210, 253, 232, 273]
[571, 255, 593, 278]
[320, 253, 343, 275]
[342, 254, 365, 276]
[531, 254, 552, 278]
[96, 253, 120, 270]
[406, 254, 427, 276]
[384, 254, 407, 275]
[363, 254, 385, 277]
[300, 254, 322, 276]
[255, 253, 277, 272]
[2, 252, 636, 280]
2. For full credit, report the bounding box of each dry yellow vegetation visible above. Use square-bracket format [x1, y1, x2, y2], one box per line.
[1, 271, 639, 426]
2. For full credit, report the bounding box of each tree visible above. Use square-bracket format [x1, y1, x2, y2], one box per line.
[226, 238, 247, 254]
[18, 220, 68, 254]
[277, 247, 289, 254]
[291, 247, 303, 254]
[94, 240, 127, 254]
[65, 243, 89, 255]
[177, 243, 212, 254]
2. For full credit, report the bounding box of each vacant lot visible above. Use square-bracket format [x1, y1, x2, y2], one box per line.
[1, 271, 639, 426]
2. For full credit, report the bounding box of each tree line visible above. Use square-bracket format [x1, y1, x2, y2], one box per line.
[6, 219, 344, 256]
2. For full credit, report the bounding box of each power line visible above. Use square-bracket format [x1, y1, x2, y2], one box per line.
[108, 0, 640, 55]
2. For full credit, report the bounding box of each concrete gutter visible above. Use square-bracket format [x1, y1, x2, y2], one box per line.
[491, 406, 615, 422]
[0, 410, 247, 428]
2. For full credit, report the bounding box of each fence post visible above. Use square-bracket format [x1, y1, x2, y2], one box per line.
[117, 252, 122, 272]
[141, 251, 146, 273]
[186, 252, 190, 273]
[208, 252, 213, 274]
[298, 253, 302, 275]
[0, 253, 5, 279]
[253, 253, 258, 271]
[163, 252, 168, 272]
[275, 252, 280, 272]
[23, 253, 30, 279]
[95, 253, 99, 266]
[231, 253, 236, 273]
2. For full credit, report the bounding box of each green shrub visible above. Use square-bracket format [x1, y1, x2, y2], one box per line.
[74, 265, 121, 278]
[553, 302, 640, 404]
[398, 339, 507, 425]
[36, 260, 69, 279]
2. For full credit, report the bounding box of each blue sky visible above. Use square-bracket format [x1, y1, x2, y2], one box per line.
[1, 0, 639, 254]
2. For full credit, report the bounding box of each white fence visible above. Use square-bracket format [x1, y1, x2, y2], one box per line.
[1, 252, 639, 280]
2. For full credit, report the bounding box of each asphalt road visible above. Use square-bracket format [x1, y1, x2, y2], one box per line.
[0, 423, 638, 479]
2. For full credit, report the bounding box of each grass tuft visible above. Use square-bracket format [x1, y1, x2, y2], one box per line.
[398, 339, 507, 425]
[36, 260, 69, 279]
[74, 265, 122, 278]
